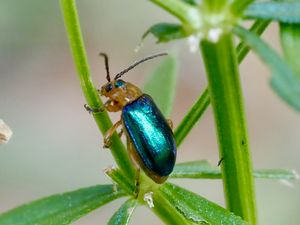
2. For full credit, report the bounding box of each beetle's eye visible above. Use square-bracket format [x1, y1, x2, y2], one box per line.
[115, 80, 125, 88]
[105, 83, 113, 92]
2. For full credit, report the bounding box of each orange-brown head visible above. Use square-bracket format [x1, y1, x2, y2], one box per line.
[99, 53, 167, 112]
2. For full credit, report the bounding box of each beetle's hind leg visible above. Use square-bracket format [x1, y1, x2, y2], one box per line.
[103, 120, 122, 148]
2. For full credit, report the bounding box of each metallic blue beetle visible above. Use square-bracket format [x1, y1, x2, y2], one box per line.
[93, 53, 177, 183]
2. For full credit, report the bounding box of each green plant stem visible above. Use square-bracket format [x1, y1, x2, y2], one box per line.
[149, 0, 202, 31]
[174, 20, 269, 147]
[60, 0, 135, 180]
[200, 34, 257, 224]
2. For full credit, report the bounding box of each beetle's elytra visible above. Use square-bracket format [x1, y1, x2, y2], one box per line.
[87, 53, 177, 184]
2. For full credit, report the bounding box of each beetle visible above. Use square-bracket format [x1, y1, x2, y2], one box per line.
[85, 53, 176, 184]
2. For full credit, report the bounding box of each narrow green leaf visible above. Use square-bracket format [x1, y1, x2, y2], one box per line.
[280, 23, 300, 75]
[143, 54, 178, 117]
[143, 23, 188, 43]
[231, 0, 254, 16]
[244, 2, 300, 23]
[171, 160, 220, 179]
[149, 0, 202, 31]
[0, 185, 126, 225]
[152, 190, 191, 225]
[160, 183, 247, 225]
[236, 20, 270, 63]
[233, 25, 300, 111]
[171, 160, 299, 180]
[105, 168, 135, 195]
[253, 169, 299, 180]
[108, 198, 138, 225]
[180, 0, 200, 6]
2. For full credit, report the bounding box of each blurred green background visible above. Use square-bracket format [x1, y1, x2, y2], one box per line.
[0, 0, 299, 224]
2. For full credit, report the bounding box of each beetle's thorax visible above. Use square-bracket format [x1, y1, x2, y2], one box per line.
[100, 80, 143, 112]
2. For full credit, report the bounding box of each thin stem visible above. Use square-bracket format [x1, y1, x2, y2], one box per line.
[200, 34, 257, 224]
[60, 0, 135, 179]
[174, 20, 269, 147]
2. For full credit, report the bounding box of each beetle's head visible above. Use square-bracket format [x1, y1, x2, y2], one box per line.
[98, 52, 167, 106]
[100, 79, 127, 98]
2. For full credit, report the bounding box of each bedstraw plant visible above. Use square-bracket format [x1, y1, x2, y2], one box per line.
[0, 0, 299, 224]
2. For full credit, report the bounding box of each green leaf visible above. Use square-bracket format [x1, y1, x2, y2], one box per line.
[280, 23, 300, 75]
[160, 183, 247, 225]
[180, 0, 200, 6]
[0, 185, 126, 225]
[233, 25, 300, 111]
[152, 190, 192, 225]
[105, 168, 135, 195]
[253, 169, 299, 180]
[171, 160, 299, 180]
[230, 0, 253, 16]
[143, 54, 178, 117]
[142, 23, 188, 43]
[244, 2, 300, 23]
[171, 160, 221, 179]
[108, 198, 138, 225]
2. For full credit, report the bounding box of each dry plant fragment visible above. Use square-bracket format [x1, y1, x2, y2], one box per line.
[0, 119, 13, 144]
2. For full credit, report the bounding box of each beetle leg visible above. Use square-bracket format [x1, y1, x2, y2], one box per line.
[167, 119, 173, 130]
[84, 100, 112, 114]
[103, 120, 122, 148]
[118, 129, 124, 138]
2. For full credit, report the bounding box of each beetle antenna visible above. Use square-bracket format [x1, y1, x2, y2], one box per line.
[99, 53, 111, 82]
[114, 53, 168, 80]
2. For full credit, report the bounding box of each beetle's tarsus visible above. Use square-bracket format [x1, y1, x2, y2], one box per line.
[84, 104, 104, 114]
[103, 138, 112, 148]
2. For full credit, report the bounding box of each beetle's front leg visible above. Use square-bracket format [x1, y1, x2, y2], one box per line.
[84, 100, 112, 113]
[103, 120, 122, 148]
